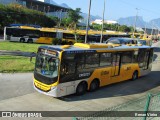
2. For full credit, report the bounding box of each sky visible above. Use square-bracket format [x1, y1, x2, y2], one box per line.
[53, 0, 160, 22]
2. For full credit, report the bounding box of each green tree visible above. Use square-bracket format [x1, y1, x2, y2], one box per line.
[0, 3, 56, 32]
[91, 23, 101, 30]
[118, 25, 131, 32]
[61, 17, 72, 28]
[67, 8, 83, 42]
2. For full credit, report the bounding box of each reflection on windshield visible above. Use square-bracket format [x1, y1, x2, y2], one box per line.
[138, 40, 147, 45]
[35, 53, 58, 78]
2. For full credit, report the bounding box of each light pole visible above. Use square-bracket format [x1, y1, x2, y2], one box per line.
[100, 0, 106, 43]
[59, 9, 63, 28]
[151, 22, 154, 36]
[132, 8, 139, 38]
[43, 6, 46, 13]
[36, 5, 39, 11]
[85, 0, 92, 43]
[47, 6, 50, 13]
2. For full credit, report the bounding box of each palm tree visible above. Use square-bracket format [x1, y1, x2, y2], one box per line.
[67, 8, 83, 42]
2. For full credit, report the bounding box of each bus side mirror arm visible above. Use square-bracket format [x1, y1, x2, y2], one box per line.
[30, 56, 32, 62]
[30, 56, 35, 64]
[30, 52, 36, 64]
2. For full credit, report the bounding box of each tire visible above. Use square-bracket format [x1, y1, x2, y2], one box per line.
[132, 71, 138, 80]
[89, 79, 99, 92]
[20, 38, 25, 43]
[76, 82, 87, 95]
[27, 39, 33, 43]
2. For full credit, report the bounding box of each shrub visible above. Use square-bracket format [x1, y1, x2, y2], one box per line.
[52, 38, 59, 45]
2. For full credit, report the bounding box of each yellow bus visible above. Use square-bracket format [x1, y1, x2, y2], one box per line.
[141, 35, 152, 46]
[36, 28, 57, 44]
[32, 43, 153, 97]
[4, 26, 74, 44]
[33, 29, 77, 45]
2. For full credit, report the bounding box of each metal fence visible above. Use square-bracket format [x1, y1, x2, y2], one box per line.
[74, 92, 160, 120]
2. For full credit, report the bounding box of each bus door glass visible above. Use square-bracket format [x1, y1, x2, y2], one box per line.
[56, 31, 63, 39]
[138, 48, 151, 70]
[143, 50, 150, 70]
[111, 53, 121, 76]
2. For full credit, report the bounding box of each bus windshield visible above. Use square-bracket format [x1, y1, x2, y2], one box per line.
[35, 53, 59, 78]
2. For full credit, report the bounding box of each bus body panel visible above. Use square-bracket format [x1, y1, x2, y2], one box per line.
[86, 63, 140, 88]
[35, 37, 53, 44]
[34, 78, 88, 97]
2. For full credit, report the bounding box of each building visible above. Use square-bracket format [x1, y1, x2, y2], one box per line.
[0, 0, 71, 18]
[142, 28, 159, 35]
[91, 19, 118, 25]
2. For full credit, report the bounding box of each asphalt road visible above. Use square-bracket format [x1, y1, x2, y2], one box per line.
[0, 42, 160, 120]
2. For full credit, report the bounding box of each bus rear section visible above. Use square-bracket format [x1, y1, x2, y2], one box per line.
[33, 44, 154, 97]
[4, 27, 40, 43]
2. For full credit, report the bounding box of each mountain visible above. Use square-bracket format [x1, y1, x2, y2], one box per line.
[149, 18, 160, 28]
[117, 16, 148, 28]
[47, 1, 101, 23]
[48, 0, 59, 6]
[80, 13, 102, 24]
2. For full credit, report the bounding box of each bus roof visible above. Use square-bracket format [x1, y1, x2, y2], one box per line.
[39, 43, 152, 52]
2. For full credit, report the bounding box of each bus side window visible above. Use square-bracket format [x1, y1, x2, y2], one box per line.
[85, 53, 99, 69]
[138, 49, 145, 68]
[100, 53, 112, 66]
[132, 51, 138, 63]
[75, 53, 85, 72]
[122, 52, 132, 64]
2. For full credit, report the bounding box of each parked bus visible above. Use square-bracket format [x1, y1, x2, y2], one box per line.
[4, 26, 77, 44]
[32, 43, 153, 97]
[4, 26, 130, 44]
[4, 26, 40, 43]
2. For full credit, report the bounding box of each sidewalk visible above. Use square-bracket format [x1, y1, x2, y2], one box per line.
[0, 38, 4, 42]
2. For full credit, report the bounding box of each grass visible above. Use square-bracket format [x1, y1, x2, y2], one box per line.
[0, 55, 36, 73]
[0, 41, 43, 52]
[0, 41, 44, 73]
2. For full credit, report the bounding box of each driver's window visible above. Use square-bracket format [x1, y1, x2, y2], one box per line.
[61, 53, 76, 75]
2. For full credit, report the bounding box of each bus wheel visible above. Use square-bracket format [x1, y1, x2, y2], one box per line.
[76, 82, 87, 95]
[20, 38, 25, 43]
[27, 39, 33, 43]
[132, 71, 138, 80]
[89, 79, 99, 92]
